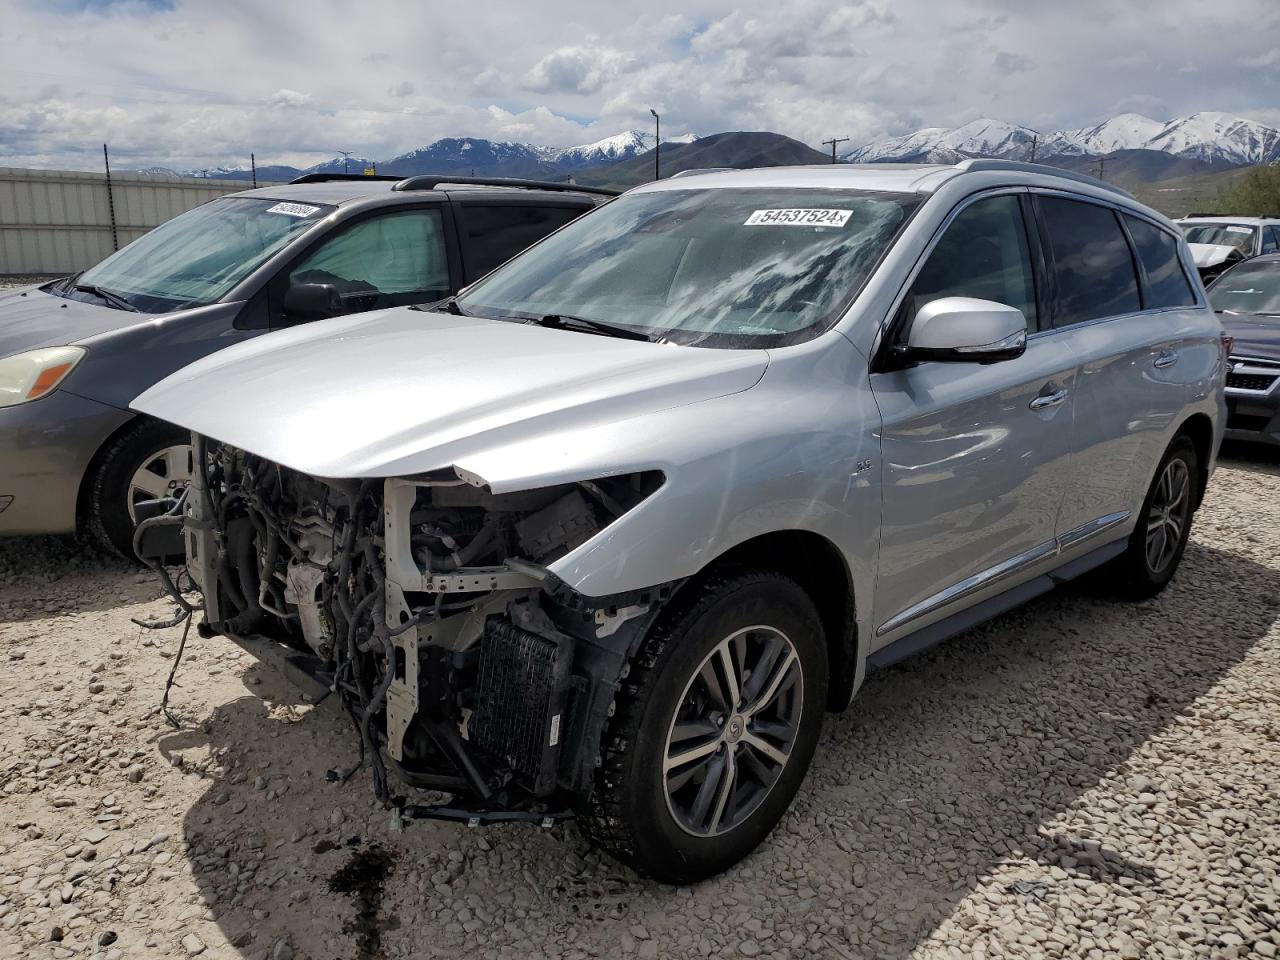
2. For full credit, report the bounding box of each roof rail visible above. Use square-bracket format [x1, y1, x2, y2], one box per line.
[667, 168, 736, 179]
[390, 175, 618, 197]
[956, 158, 1135, 200]
[288, 173, 403, 184]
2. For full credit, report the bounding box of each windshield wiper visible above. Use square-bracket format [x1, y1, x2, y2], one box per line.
[411, 295, 468, 316]
[74, 283, 139, 312]
[530, 313, 654, 342]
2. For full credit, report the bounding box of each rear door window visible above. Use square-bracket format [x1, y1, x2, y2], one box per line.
[285, 208, 450, 320]
[1123, 215, 1198, 309]
[901, 193, 1039, 333]
[458, 204, 587, 281]
[1038, 196, 1141, 326]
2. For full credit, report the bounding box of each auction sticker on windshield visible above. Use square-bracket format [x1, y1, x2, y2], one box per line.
[266, 202, 322, 218]
[745, 208, 853, 227]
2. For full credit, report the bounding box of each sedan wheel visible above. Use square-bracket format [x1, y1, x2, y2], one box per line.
[126, 444, 194, 524]
[87, 418, 193, 560]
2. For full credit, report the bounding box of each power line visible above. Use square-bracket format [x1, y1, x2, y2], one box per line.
[822, 136, 850, 164]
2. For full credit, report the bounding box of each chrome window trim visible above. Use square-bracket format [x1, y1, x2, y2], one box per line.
[1029, 186, 1207, 313]
[873, 184, 1206, 363]
[871, 185, 1033, 362]
[1024, 304, 1200, 342]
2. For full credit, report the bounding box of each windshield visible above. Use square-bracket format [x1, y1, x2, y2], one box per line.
[1180, 223, 1258, 255]
[454, 187, 920, 348]
[1208, 261, 1280, 317]
[74, 197, 333, 312]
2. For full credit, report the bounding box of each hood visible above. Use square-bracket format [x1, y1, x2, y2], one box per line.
[1188, 243, 1242, 270]
[1220, 315, 1280, 358]
[0, 284, 161, 358]
[132, 307, 769, 478]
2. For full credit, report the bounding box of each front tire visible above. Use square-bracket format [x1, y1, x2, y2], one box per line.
[87, 419, 193, 560]
[1106, 434, 1198, 599]
[578, 568, 828, 883]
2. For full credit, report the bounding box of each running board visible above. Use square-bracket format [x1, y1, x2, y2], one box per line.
[868, 537, 1127, 671]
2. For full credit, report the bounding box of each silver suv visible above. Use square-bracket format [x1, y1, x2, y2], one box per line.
[134, 159, 1226, 883]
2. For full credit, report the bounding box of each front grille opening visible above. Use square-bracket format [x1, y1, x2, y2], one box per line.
[1226, 373, 1278, 392]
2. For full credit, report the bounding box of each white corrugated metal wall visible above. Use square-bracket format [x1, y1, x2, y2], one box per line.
[0, 167, 278, 275]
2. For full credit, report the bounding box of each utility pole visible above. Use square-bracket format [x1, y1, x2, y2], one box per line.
[822, 136, 850, 164]
[650, 109, 661, 181]
[337, 150, 354, 174]
[102, 144, 118, 252]
[1028, 135, 1037, 162]
[251, 152, 257, 188]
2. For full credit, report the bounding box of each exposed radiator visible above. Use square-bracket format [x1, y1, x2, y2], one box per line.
[469, 617, 574, 796]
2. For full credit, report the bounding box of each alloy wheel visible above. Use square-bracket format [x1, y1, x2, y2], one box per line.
[126, 444, 194, 523]
[1145, 457, 1190, 574]
[663, 625, 804, 837]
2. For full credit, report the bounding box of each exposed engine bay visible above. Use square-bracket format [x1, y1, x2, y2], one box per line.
[155, 434, 670, 823]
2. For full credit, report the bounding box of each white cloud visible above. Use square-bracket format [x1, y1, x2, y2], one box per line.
[523, 44, 633, 95]
[0, 0, 1276, 171]
[267, 89, 312, 109]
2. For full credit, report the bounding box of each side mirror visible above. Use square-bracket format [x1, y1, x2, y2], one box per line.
[282, 283, 341, 322]
[902, 296, 1027, 363]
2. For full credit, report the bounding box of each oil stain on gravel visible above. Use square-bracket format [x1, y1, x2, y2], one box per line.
[328, 844, 397, 960]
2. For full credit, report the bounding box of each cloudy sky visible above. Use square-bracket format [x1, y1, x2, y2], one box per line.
[1, 0, 1277, 171]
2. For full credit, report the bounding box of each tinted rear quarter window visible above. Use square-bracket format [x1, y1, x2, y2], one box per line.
[460, 205, 586, 280]
[1038, 196, 1140, 326]
[1123, 215, 1198, 309]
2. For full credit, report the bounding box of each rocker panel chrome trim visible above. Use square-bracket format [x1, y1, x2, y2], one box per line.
[876, 510, 1132, 637]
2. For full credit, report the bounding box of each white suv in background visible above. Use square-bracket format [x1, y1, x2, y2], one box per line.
[1177, 216, 1280, 282]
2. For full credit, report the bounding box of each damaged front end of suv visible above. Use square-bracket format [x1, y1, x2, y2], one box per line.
[174, 434, 671, 825]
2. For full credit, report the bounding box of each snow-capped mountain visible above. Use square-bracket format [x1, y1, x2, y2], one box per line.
[158, 130, 700, 182]
[381, 131, 699, 177]
[1041, 113, 1168, 156]
[552, 130, 699, 168]
[1144, 112, 1280, 166]
[380, 138, 553, 177]
[843, 111, 1280, 167]
[842, 119, 1036, 164]
[304, 155, 377, 174]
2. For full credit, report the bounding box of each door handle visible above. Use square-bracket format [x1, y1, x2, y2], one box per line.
[1029, 388, 1069, 410]
[1154, 350, 1179, 369]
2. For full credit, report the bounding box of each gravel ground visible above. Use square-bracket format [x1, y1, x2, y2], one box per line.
[1, 447, 1279, 960]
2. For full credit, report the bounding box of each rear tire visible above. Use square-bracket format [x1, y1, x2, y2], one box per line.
[1105, 434, 1198, 600]
[577, 568, 828, 883]
[87, 419, 192, 560]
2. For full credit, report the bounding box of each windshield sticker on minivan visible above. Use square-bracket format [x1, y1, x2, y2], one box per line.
[266, 202, 322, 218]
[744, 208, 853, 227]
[1226, 225, 1254, 234]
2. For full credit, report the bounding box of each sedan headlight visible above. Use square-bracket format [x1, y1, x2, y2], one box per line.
[0, 346, 86, 408]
